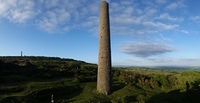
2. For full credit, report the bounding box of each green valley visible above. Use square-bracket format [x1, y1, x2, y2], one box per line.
[0, 56, 200, 103]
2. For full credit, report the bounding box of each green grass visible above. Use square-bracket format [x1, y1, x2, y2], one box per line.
[0, 76, 199, 102]
[1, 56, 200, 102]
[1, 69, 200, 103]
[0, 79, 82, 103]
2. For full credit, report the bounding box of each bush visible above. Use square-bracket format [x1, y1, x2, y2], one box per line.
[181, 71, 200, 77]
[136, 94, 146, 102]
[154, 74, 169, 87]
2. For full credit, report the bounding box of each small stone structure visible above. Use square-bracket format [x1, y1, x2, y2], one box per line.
[97, 1, 112, 95]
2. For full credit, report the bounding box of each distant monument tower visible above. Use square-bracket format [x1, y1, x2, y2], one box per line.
[21, 51, 23, 57]
[97, 1, 112, 95]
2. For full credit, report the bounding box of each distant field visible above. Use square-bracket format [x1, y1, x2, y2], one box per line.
[1, 56, 200, 103]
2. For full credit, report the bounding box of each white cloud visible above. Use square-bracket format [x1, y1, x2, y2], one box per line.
[165, 1, 185, 10]
[155, 0, 167, 4]
[157, 22, 179, 30]
[120, 1, 134, 5]
[143, 21, 179, 30]
[37, 8, 71, 33]
[109, 1, 160, 35]
[166, 2, 178, 10]
[148, 58, 200, 66]
[43, 0, 60, 9]
[190, 16, 200, 22]
[82, 16, 99, 35]
[111, 26, 158, 35]
[113, 57, 200, 66]
[179, 30, 189, 34]
[144, 8, 158, 16]
[0, 0, 37, 23]
[157, 13, 184, 22]
[120, 41, 176, 58]
[111, 16, 141, 25]
[37, 0, 101, 33]
[0, 0, 101, 33]
[176, 58, 200, 66]
[0, 0, 187, 36]
[108, 0, 183, 36]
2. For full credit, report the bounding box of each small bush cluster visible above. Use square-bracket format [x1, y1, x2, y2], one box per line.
[114, 69, 178, 90]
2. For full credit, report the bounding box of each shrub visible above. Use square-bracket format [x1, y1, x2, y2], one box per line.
[136, 94, 146, 102]
[154, 74, 169, 87]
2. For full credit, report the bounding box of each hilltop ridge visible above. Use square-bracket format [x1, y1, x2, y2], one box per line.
[1, 56, 200, 102]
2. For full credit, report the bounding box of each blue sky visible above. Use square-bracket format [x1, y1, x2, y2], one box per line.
[0, 0, 200, 66]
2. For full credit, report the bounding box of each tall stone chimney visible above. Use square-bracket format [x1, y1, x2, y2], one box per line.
[97, 1, 112, 95]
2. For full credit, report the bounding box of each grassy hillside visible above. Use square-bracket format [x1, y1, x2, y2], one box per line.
[0, 56, 200, 103]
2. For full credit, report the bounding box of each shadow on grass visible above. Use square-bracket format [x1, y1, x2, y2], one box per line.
[112, 82, 126, 92]
[147, 80, 200, 103]
[0, 85, 83, 103]
[29, 85, 83, 103]
[147, 89, 200, 103]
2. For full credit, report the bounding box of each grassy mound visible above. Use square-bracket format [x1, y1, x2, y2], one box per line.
[1, 56, 200, 102]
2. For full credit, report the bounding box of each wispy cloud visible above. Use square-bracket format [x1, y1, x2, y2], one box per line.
[157, 13, 184, 22]
[148, 58, 200, 66]
[36, 8, 71, 33]
[0, 0, 188, 35]
[179, 30, 189, 34]
[113, 57, 200, 66]
[120, 41, 176, 58]
[0, 0, 101, 33]
[35, 0, 101, 33]
[0, 0, 38, 23]
[143, 21, 179, 30]
[190, 16, 200, 23]
[155, 0, 168, 4]
[108, 0, 186, 36]
[165, 1, 185, 10]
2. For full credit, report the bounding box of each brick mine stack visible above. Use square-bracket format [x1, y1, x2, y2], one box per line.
[97, 1, 112, 95]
